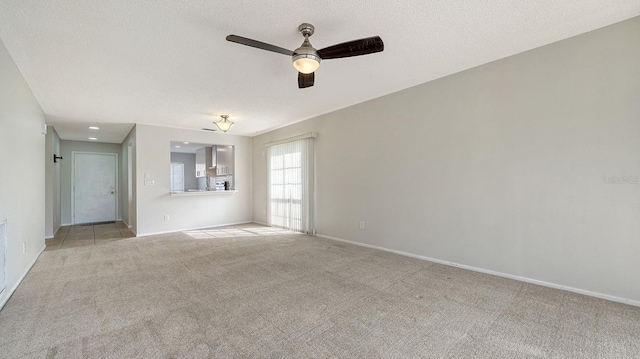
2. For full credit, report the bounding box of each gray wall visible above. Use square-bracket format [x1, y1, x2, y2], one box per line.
[135, 124, 252, 236]
[0, 39, 46, 308]
[252, 18, 640, 303]
[59, 140, 123, 224]
[170, 152, 197, 190]
[45, 126, 61, 237]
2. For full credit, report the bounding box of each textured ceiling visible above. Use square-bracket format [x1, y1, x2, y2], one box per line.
[1, 1, 639, 142]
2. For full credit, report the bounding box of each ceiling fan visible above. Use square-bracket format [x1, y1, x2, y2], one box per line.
[226, 23, 384, 89]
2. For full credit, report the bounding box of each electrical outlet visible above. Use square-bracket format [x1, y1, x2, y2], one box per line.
[164, 215, 170, 221]
[359, 221, 365, 230]
[22, 242, 26, 253]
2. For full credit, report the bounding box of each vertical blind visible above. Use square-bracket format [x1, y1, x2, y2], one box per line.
[267, 137, 313, 233]
[170, 162, 184, 192]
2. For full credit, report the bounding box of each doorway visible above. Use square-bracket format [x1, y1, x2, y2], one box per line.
[72, 152, 118, 224]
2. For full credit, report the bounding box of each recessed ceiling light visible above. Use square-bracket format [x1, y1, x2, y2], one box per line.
[175, 145, 181, 148]
[88, 137, 97, 140]
[183, 142, 189, 144]
[88, 126, 100, 130]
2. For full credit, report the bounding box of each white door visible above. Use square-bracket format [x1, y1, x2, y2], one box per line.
[73, 153, 117, 224]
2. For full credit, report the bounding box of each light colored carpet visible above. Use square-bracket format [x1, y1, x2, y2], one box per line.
[1, 223, 639, 358]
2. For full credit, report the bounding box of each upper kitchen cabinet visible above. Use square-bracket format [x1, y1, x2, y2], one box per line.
[215, 145, 234, 176]
[195, 147, 213, 178]
[184, 143, 234, 179]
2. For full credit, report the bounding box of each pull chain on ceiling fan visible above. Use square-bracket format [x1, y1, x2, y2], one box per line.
[226, 23, 384, 89]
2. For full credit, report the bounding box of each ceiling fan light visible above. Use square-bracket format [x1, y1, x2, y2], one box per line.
[215, 115, 234, 133]
[293, 53, 320, 74]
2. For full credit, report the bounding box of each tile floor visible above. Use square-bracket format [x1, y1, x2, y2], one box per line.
[45, 221, 135, 250]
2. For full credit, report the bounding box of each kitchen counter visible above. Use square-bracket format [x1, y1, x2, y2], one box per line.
[170, 190, 238, 196]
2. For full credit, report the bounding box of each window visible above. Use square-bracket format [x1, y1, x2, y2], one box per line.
[170, 162, 185, 192]
[267, 137, 314, 233]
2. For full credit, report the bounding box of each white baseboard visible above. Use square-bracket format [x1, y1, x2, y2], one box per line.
[136, 221, 254, 237]
[316, 234, 640, 308]
[45, 225, 62, 239]
[0, 244, 46, 311]
[120, 218, 133, 229]
[253, 221, 268, 226]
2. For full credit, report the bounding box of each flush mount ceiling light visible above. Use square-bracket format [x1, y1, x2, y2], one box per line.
[88, 126, 100, 130]
[214, 115, 234, 133]
[88, 137, 97, 140]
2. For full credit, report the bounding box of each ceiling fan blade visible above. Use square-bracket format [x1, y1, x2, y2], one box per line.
[317, 36, 384, 60]
[226, 35, 294, 56]
[298, 72, 315, 89]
